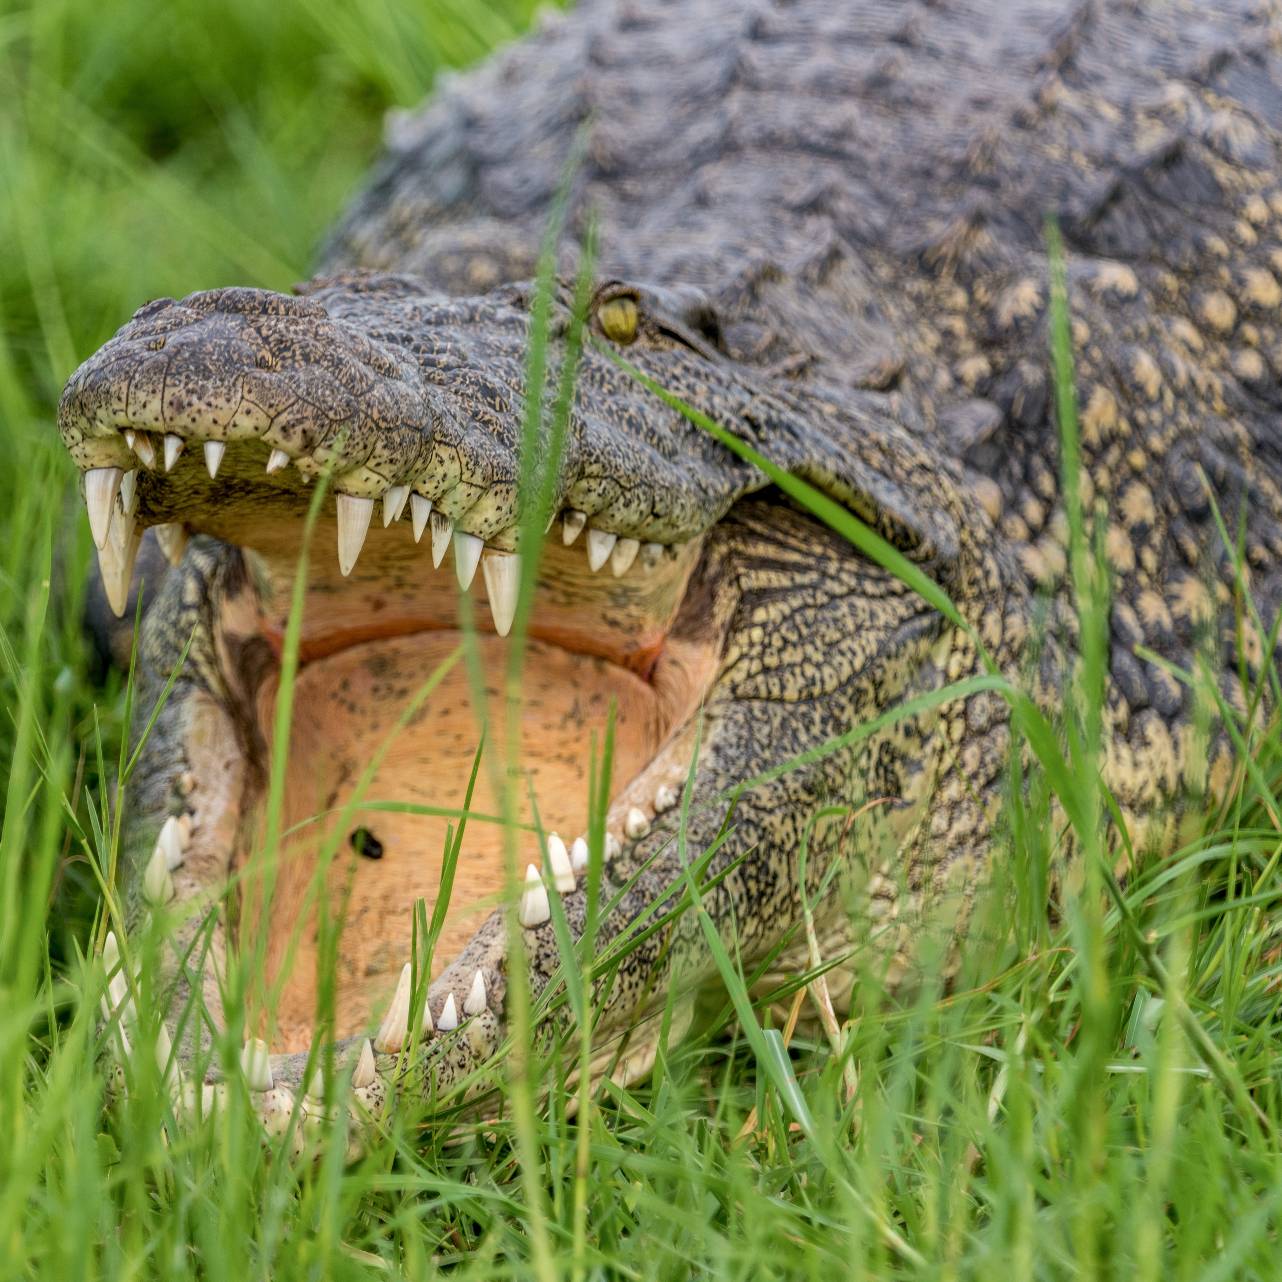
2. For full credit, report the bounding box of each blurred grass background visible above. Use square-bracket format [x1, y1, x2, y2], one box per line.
[5, 1, 1282, 1278]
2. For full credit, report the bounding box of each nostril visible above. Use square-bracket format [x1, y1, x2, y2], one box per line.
[350, 827, 384, 860]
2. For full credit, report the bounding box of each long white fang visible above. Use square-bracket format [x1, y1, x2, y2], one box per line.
[625, 807, 650, 839]
[336, 494, 374, 577]
[120, 470, 138, 516]
[154, 523, 187, 566]
[610, 537, 640, 577]
[421, 993, 434, 1034]
[132, 433, 156, 469]
[163, 434, 184, 473]
[265, 448, 291, 474]
[98, 512, 141, 619]
[453, 531, 484, 589]
[410, 494, 431, 542]
[85, 468, 122, 549]
[383, 485, 410, 526]
[547, 833, 575, 893]
[570, 836, 589, 872]
[437, 993, 459, 1031]
[482, 551, 520, 637]
[518, 863, 550, 928]
[430, 513, 453, 568]
[464, 969, 487, 1016]
[375, 963, 413, 1053]
[562, 509, 587, 545]
[158, 815, 186, 870]
[241, 1038, 273, 1091]
[586, 528, 617, 572]
[143, 842, 174, 903]
[352, 1038, 376, 1088]
[203, 440, 225, 479]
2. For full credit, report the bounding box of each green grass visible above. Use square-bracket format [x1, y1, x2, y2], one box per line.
[5, 2, 1282, 1277]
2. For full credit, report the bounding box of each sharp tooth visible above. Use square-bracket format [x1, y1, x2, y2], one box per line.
[453, 530, 483, 589]
[640, 542, 665, 569]
[305, 1066, 326, 1102]
[586, 528, 617, 572]
[654, 784, 678, 813]
[336, 494, 374, 576]
[85, 468, 123, 549]
[430, 513, 453, 568]
[606, 832, 621, 859]
[570, 836, 589, 872]
[154, 523, 187, 566]
[437, 993, 459, 1031]
[162, 434, 184, 473]
[421, 993, 434, 1035]
[143, 842, 174, 903]
[119, 470, 138, 516]
[518, 863, 550, 928]
[265, 448, 291, 474]
[547, 833, 575, 893]
[624, 807, 650, 839]
[155, 1022, 177, 1090]
[464, 969, 487, 1016]
[383, 485, 410, 526]
[124, 429, 137, 452]
[241, 1037, 273, 1091]
[410, 494, 431, 542]
[562, 509, 587, 545]
[352, 1038, 376, 1089]
[203, 440, 225, 479]
[158, 815, 186, 870]
[102, 931, 129, 1011]
[375, 963, 413, 1053]
[481, 551, 520, 637]
[98, 514, 141, 619]
[610, 537, 640, 577]
[132, 433, 156, 469]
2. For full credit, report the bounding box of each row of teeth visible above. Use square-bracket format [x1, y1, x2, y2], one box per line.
[106, 784, 681, 1114]
[82, 437, 678, 627]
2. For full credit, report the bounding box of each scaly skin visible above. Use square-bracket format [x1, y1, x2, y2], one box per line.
[59, 0, 1282, 1151]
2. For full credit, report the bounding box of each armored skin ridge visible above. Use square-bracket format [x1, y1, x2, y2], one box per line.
[59, 0, 1282, 1156]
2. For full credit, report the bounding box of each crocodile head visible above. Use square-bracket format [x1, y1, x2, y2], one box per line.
[59, 271, 992, 1152]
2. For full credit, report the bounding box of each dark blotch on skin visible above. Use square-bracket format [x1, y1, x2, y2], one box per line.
[350, 827, 384, 860]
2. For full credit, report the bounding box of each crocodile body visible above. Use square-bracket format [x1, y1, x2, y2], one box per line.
[58, 0, 1282, 1149]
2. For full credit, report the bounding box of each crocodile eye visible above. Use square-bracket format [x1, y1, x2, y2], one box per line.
[598, 297, 638, 344]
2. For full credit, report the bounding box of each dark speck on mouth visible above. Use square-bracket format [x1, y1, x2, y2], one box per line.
[350, 827, 384, 860]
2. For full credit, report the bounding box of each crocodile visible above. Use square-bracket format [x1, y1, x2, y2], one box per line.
[58, 0, 1282, 1152]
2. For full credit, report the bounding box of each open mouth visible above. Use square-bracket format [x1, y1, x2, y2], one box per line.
[188, 440, 722, 1051]
[62, 282, 737, 1071]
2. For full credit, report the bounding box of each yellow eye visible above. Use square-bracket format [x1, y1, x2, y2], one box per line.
[598, 297, 639, 344]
